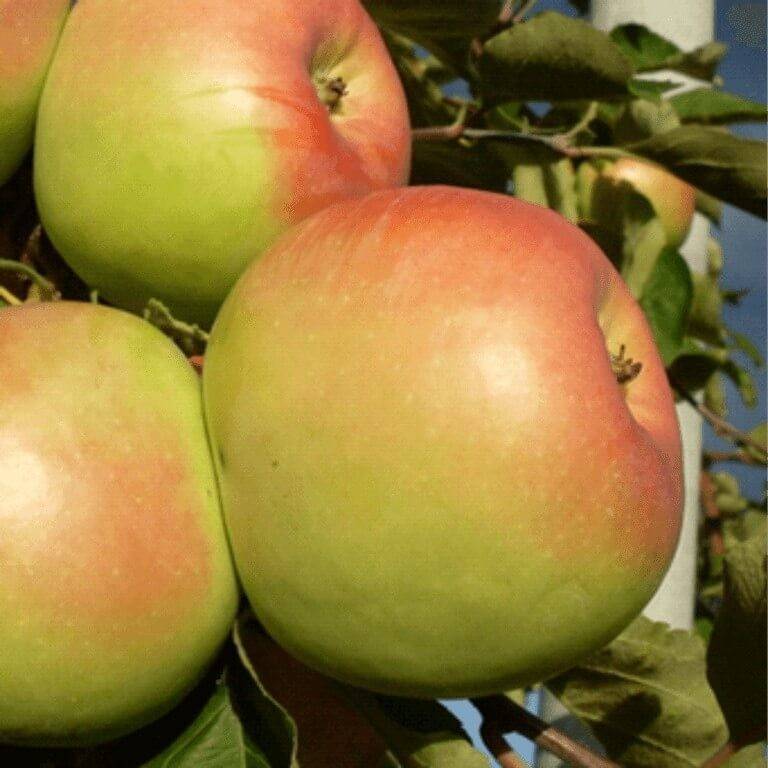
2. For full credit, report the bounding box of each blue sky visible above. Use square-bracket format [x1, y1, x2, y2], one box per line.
[446, 2, 766, 763]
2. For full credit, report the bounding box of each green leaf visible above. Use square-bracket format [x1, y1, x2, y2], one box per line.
[618, 189, 668, 296]
[639, 247, 693, 363]
[233, 617, 399, 768]
[410, 141, 510, 192]
[142, 681, 271, 768]
[688, 272, 725, 345]
[547, 617, 729, 767]
[721, 359, 758, 408]
[342, 692, 490, 768]
[707, 520, 768, 746]
[610, 25, 726, 80]
[628, 126, 768, 218]
[727, 330, 765, 367]
[671, 89, 768, 125]
[480, 12, 634, 103]
[610, 24, 680, 71]
[231, 620, 298, 768]
[363, 0, 498, 74]
[628, 79, 681, 100]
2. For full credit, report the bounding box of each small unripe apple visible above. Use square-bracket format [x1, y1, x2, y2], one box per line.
[241, 627, 389, 768]
[591, 158, 696, 249]
[204, 186, 683, 698]
[34, 0, 411, 326]
[0, 0, 69, 186]
[0, 302, 238, 746]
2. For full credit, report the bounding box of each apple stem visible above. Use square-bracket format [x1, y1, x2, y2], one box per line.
[610, 344, 642, 385]
[315, 76, 348, 113]
[472, 695, 621, 768]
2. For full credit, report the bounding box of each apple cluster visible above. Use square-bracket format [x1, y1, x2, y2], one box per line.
[1, 0, 684, 748]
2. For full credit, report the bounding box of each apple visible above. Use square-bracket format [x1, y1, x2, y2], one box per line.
[0, 0, 69, 186]
[0, 302, 238, 746]
[204, 185, 683, 698]
[240, 625, 389, 767]
[33, 0, 411, 327]
[583, 158, 696, 249]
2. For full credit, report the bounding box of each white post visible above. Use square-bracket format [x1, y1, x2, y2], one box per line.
[536, 2, 714, 764]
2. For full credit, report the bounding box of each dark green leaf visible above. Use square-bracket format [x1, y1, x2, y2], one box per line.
[628, 126, 768, 218]
[363, 0, 498, 74]
[342, 691, 490, 768]
[567, 0, 590, 13]
[628, 79, 681, 100]
[547, 617, 729, 768]
[688, 272, 726, 345]
[616, 188, 667, 296]
[231, 620, 297, 768]
[610, 24, 680, 71]
[639, 247, 693, 363]
[480, 12, 634, 102]
[707, 520, 768, 746]
[410, 141, 510, 192]
[610, 26, 726, 80]
[671, 89, 768, 125]
[667, 42, 728, 81]
[142, 681, 271, 768]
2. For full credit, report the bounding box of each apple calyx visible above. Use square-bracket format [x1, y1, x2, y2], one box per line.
[611, 344, 642, 385]
[314, 75, 348, 113]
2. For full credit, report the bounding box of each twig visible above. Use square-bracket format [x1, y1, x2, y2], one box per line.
[704, 449, 763, 467]
[472, 695, 620, 768]
[0, 258, 59, 300]
[480, 718, 531, 767]
[512, 0, 540, 24]
[700, 471, 724, 557]
[672, 380, 767, 458]
[411, 123, 630, 160]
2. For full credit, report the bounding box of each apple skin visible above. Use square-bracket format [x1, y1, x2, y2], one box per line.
[0, 0, 69, 186]
[33, 0, 411, 327]
[203, 185, 683, 698]
[241, 627, 390, 768]
[0, 302, 239, 746]
[596, 158, 696, 249]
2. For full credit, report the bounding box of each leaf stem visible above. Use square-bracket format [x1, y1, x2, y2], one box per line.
[0, 258, 59, 299]
[472, 695, 620, 768]
[479, 719, 532, 767]
[704, 449, 764, 467]
[0, 286, 22, 306]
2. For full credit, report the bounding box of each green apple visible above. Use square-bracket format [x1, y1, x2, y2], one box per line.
[0, 302, 238, 746]
[0, 0, 69, 186]
[34, 0, 411, 326]
[204, 185, 683, 698]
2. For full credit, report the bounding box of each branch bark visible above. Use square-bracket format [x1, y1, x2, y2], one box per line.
[472, 695, 620, 768]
